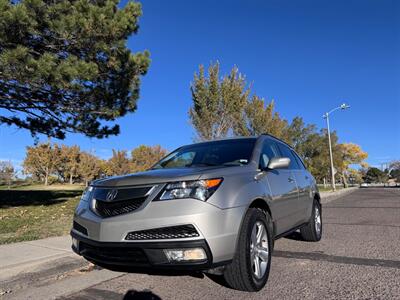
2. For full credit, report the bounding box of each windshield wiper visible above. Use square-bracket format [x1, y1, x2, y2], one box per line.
[222, 159, 248, 166]
[187, 162, 219, 167]
[222, 162, 243, 166]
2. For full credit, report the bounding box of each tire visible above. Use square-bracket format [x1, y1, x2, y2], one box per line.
[223, 208, 272, 292]
[300, 199, 322, 241]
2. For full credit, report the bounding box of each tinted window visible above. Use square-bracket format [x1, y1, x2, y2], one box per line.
[259, 139, 281, 169]
[277, 143, 300, 170]
[153, 139, 256, 169]
[161, 151, 195, 169]
[291, 150, 306, 170]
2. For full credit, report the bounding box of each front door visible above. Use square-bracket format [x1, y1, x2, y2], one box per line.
[258, 138, 300, 235]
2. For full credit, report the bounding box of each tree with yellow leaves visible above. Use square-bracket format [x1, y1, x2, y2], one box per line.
[337, 143, 368, 187]
[104, 150, 131, 176]
[131, 145, 167, 172]
[23, 142, 61, 185]
[78, 152, 102, 187]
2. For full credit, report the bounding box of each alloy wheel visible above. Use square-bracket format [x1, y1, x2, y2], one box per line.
[315, 205, 322, 236]
[250, 221, 269, 279]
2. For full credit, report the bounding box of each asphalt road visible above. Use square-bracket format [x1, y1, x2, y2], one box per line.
[61, 188, 400, 300]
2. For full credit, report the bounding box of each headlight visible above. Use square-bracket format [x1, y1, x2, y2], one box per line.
[158, 178, 223, 201]
[80, 186, 93, 202]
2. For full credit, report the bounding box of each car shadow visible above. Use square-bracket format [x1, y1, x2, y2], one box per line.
[0, 190, 82, 208]
[91, 262, 207, 278]
[123, 290, 162, 300]
[283, 231, 303, 241]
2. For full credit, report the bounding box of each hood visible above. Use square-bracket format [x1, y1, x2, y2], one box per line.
[91, 167, 224, 187]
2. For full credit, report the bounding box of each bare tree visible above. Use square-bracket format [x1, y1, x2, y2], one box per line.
[0, 161, 15, 189]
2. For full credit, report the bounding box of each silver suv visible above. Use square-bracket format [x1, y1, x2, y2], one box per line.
[71, 134, 322, 292]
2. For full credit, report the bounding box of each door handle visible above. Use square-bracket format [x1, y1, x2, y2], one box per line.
[288, 177, 295, 183]
[254, 172, 265, 181]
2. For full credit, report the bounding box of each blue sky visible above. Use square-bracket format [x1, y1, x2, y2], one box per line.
[0, 0, 399, 172]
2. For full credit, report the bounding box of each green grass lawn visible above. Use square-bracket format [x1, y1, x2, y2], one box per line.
[0, 183, 85, 191]
[0, 185, 84, 245]
[318, 186, 344, 192]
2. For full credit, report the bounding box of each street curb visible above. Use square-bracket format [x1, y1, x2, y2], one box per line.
[4, 261, 123, 300]
[1, 251, 75, 272]
[320, 187, 358, 204]
[0, 236, 72, 274]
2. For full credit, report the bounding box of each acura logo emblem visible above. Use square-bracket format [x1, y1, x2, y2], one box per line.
[106, 189, 118, 201]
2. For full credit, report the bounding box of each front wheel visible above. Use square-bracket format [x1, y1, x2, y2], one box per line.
[223, 208, 272, 292]
[300, 200, 322, 241]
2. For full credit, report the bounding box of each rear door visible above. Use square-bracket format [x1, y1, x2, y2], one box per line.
[259, 138, 299, 234]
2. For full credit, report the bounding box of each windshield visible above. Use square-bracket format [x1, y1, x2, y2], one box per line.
[152, 138, 256, 169]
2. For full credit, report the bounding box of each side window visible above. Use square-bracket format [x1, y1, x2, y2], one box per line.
[292, 150, 306, 170]
[259, 139, 281, 169]
[277, 143, 300, 170]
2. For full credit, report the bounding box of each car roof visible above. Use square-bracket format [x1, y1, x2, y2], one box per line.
[183, 136, 258, 147]
[182, 134, 295, 150]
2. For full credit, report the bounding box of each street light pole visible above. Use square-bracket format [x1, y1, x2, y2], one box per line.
[323, 103, 350, 191]
[324, 112, 336, 191]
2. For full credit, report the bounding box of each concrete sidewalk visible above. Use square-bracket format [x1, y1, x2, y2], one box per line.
[320, 186, 359, 204]
[0, 236, 121, 300]
[0, 236, 74, 281]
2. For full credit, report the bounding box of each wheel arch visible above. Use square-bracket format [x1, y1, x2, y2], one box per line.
[314, 192, 321, 205]
[248, 198, 275, 238]
[231, 197, 276, 263]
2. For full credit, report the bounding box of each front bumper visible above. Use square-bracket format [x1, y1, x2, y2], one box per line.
[72, 197, 247, 264]
[71, 231, 229, 272]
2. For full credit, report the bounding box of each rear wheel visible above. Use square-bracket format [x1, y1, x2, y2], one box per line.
[223, 208, 272, 291]
[300, 200, 322, 241]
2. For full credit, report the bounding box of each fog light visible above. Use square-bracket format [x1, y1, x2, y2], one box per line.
[164, 248, 206, 262]
[72, 237, 79, 250]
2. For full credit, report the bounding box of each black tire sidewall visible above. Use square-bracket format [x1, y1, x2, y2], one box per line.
[313, 201, 322, 241]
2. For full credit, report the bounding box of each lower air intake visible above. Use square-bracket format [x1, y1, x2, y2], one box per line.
[79, 242, 148, 264]
[125, 225, 200, 240]
[73, 221, 88, 236]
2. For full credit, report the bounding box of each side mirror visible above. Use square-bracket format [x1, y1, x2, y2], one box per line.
[267, 157, 290, 170]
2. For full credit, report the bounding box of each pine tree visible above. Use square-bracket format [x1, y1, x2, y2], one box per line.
[0, 0, 150, 139]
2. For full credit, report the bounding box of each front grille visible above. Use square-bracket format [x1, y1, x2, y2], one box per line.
[125, 225, 200, 240]
[73, 221, 88, 236]
[93, 186, 153, 201]
[79, 242, 148, 264]
[94, 197, 147, 218]
[91, 185, 154, 218]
